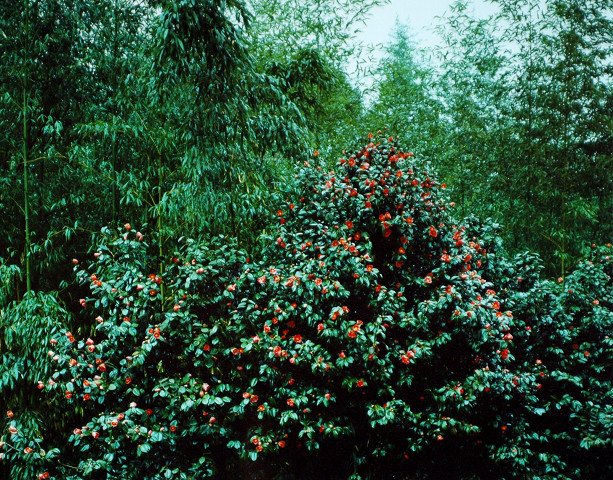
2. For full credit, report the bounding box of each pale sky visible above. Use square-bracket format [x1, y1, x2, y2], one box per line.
[355, 0, 496, 49]
[350, 0, 497, 92]
[357, 0, 458, 49]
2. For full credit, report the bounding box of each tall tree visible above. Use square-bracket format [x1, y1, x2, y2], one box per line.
[247, 0, 386, 153]
[367, 21, 445, 157]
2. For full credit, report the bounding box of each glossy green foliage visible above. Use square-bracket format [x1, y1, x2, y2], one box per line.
[1, 137, 612, 479]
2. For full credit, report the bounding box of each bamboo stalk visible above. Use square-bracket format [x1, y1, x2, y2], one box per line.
[23, 0, 31, 294]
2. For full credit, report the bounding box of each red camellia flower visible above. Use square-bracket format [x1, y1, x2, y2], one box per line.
[356, 380, 365, 387]
[287, 398, 295, 407]
[429, 226, 438, 237]
[293, 334, 302, 343]
[345, 221, 353, 229]
[83, 394, 91, 401]
[278, 440, 286, 448]
[146, 409, 153, 416]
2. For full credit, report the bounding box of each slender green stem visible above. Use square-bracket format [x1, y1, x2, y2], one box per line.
[23, 0, 31, 294]
[112, 0, 119, 223]
[158, 152, 164, 304]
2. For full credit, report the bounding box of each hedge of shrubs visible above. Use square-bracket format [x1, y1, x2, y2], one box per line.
[2, 135, 612, 479]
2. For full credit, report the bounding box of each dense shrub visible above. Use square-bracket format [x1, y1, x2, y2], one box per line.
[1, 136, 611, 479]
[492, 246, 613, 478]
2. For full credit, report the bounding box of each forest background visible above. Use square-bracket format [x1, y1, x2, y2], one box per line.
[0, 0, 612, 478]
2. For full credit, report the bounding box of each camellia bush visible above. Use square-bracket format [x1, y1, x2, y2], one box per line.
[1, 135, 611, 479]
[485, 245, 613, 479]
